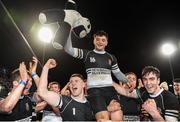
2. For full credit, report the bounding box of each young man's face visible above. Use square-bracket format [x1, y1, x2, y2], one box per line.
[69, 76, 85, 97]
[50, 84, 60, 93]
[173, 82, 180, 95]
[126, 74, 137, 89]
[142, 72, 160, 95]
[93, 35, 108, 51]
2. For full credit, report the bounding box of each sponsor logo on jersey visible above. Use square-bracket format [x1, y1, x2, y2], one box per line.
[90, 57, 96, 63]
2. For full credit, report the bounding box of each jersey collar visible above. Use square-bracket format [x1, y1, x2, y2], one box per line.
[71, 95, 87, 103]
[93, 49, 106, 54]
[149, 88, 164, 98]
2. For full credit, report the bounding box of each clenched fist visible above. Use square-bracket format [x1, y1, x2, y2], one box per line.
[44, 59, 57, 69]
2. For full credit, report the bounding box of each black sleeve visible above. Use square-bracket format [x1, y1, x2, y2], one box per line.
[60, 96, 72, 111]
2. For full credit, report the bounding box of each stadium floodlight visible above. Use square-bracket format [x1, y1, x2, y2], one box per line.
[161, 43, 176, 56]
[161, 42, 176, 82]
[38, 27, 53, 43]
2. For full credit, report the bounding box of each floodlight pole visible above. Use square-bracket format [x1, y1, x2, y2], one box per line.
[168, 56, 174, 82]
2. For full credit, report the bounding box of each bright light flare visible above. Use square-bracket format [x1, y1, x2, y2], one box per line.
[38, 27, 53, 43]
[161, 43, 176, 56]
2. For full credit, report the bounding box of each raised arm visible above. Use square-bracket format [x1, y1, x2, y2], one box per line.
[113, 82, 138, 98]
[0, 62, 28, 113]
[37, 59, 61, 107]
[64, 31, 76, 57]
[29, 56, 40, 87]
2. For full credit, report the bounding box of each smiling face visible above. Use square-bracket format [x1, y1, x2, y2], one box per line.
[126, 73, 137, 90]
[142, 72, 161, 95]
[141, 66, 162, 95]
[93, 35, 108, 51]
[173, 82, 180, 95]
[69, 76, 85, 97]
[49, 83, 60, 93]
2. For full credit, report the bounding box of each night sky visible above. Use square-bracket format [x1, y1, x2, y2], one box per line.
[0, 0, 180, 88]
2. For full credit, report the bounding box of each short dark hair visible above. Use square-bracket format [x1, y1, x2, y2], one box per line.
[10, 68, 30, 82]
[125, 72, 137, 80]
[48, 81, 61, 89]
[93, 30, 108, 40]
[70, 73, 85, 82]
[142, 66, 160, 78]
[10, 68, 21, 82]
[173, 78, 180, 83]
[125, 72, 138, 87]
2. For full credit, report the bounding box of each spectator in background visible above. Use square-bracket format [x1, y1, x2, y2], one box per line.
[0, 68, 10, 98]
[160, 81, 169, 91]
[173, 78, 180, 120]
[0, 82, 8, 98]
[0, 80, 9, 99]
[173, 78, 180, 96]
[48, 81, 61, 94]
[137, 78, 144, 89]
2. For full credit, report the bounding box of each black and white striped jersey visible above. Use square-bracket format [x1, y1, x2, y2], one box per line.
[138, 88, 179, 121]
[72, 48, 124, 89]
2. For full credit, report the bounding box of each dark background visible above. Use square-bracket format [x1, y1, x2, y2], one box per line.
[0, 0, 180, 88]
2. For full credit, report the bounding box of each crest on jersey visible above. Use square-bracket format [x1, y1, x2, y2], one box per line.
[108, 58, 112, 65]
[25, 103, 29, 111]
[90, 57, 96, 63]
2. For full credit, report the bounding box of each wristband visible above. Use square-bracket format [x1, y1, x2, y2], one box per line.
[19, 80, 27, 86]
[31, 72, 38, 78]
